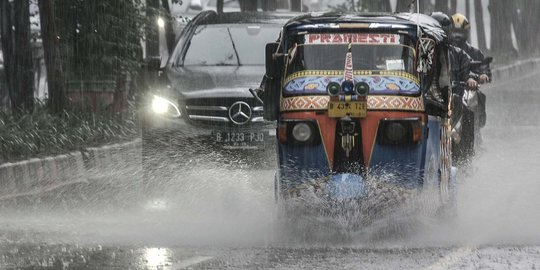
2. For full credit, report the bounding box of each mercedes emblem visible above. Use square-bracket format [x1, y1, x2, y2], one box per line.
[229, 101, 252, 125]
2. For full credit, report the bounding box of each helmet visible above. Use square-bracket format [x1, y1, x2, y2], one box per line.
[451, 13, 471, 31]
[450, 13, 470, 46]
[430, 12, 451, 28]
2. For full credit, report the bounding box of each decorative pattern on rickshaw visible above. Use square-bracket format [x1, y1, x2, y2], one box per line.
[281, 96, 330, 111]
[285, 70, 418, 83]
[283, 70, 420, 95]
[281, 95, 424, 111]
[417, 38, 435, 74]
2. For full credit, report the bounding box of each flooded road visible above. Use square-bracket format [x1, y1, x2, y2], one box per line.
[2, 68, 540, 269]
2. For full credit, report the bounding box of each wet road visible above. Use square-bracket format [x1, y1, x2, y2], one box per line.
[2, 68, 540, 269]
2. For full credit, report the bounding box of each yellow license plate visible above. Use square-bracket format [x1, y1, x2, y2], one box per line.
[328, 101, 367, 118]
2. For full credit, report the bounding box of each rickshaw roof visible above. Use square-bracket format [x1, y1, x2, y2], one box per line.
[283, 12, 446, 42]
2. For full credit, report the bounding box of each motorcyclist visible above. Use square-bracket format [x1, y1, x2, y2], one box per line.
[449, 13, 491, 127]
[428, 12, 478, 103]
[430, 12, 480, 164]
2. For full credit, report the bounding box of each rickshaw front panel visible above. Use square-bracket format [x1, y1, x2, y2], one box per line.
[270, 14, 451, 201]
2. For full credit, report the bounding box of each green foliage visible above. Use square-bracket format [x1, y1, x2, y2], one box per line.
[0, 101, 139, 164]
[55, 0, 145, 80]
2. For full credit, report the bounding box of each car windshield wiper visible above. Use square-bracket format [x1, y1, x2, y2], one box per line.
[226, 27, 241, 66]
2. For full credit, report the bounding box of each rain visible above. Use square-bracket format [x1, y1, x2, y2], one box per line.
[1, 0, 540, 269]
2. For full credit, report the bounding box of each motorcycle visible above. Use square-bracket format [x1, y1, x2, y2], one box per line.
[452, 57, 492, 165]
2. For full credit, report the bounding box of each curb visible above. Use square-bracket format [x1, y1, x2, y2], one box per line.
[85, 138, 142, 182]
[492, 58, 540, 80]
[0, 139, 141, 201]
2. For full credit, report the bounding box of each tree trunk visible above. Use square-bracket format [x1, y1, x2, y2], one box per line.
[38, 0, 67, 113]
[518, 0, 540, 55]
[13, 0, 34, 112]
[474, 0, 487, 51]
[434, 0, 448, 14]
[161, 0, 176, 55]
[289, 0, 301, 11]
[146, 0, 160, 58]
[395, 0, 411, 12]
[489, 0, 515, 61]
[418, 0, 428, 13]
[239, 0, 258, 11]
[261, 0, 277, 11]
[465, 0, 470, 21]
[1, 0, 35, 113]
[0, 0, 15, 110]
[450, 0, 457, 15]
[217, 0, 224, 13]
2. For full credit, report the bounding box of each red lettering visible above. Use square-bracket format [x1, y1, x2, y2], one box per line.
[389, 34, 397, 44]
[332, 34, 343, 43]
[369, 34, 378, 44]
[321, 34, 331, 43]
[343, 34, 351, 43]
[358, 34, 367, 43]
[308, 34, 320, 43]
[381, 34, 390, 44]
[350, 33, 358, 43]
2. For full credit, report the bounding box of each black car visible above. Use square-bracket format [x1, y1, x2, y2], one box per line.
[142, 11, 291, 174]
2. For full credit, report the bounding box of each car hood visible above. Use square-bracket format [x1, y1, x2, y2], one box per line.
[166, 66, 265, 98]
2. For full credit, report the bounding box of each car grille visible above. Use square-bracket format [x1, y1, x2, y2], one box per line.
[184, 98, 265, 128]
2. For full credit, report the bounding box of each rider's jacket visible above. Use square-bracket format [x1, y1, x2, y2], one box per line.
[454, 42, 492, 79]
[448, 45, 475, 83]
[447, 44, 478, 97]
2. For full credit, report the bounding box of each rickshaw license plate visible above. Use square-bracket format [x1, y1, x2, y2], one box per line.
[328, 101, 367, 118]
[214, 131, 267, 149]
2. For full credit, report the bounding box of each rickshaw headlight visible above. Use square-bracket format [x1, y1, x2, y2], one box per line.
[327, 82, 341, 96]
[384, 122, 407, 144]
[355, 82, 370, 96]
[378, 118, 423, 145]
[341, 80, 355, 94]
[292, 123, 312, 142]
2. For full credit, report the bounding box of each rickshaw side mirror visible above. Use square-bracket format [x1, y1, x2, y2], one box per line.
[265, 43, 281, 78]
[263, 42, 283, 121]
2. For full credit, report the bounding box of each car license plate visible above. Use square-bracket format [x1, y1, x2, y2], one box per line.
[214, 131, 267, 149]
[328, 100, 367, 118]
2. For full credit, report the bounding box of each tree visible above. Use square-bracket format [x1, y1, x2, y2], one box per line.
[396, 0, 411, 12]
[0, 0, 35, 113]
[38, 0, 67, 113]
[239, 0, 257, 11]
[489, 0, 515, 60]
[516, 0, 540, 55]
[418, 0, 429, 13]
[146, 0, 160, 59]
[161, 0, 177, 54]
[434, 0, 448, 14]
[474, 0, 487, 52]
[363, 0, 391, 12]
[450, 0, 457, 15]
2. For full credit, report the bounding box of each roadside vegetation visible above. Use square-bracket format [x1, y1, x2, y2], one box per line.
[0, 101, 139, 164]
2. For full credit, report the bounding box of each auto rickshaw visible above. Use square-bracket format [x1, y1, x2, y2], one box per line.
[262, 13, 457, 215]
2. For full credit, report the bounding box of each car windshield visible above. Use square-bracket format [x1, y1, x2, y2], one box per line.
[285, 33, 416, 77]
[183, 24, 281, 66]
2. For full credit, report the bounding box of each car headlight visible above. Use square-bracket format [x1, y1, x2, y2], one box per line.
[151, 95, 181, 117]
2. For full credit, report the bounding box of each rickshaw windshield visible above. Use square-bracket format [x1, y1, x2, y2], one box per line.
[285, 33, 417, 77]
